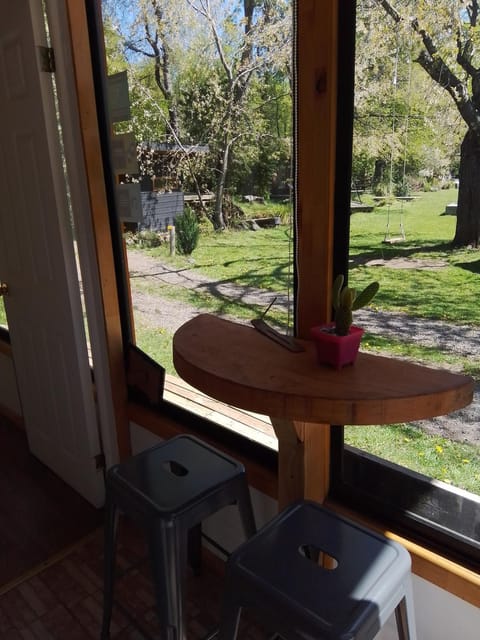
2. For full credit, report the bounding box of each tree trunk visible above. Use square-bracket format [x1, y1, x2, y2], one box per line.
[453, 130, 480, 247]
[212, 140, 230, 230]
[372, 158, 386, 191]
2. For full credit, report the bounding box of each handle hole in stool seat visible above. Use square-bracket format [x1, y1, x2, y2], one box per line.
[162, 459, 189, 476]
[298, 544, 339, 569]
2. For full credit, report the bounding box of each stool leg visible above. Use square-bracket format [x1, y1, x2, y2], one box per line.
[394, 580, 417, 640]
[237, 480, 256, 538]
[218, 586, 243, 640]
[101, 496, 118, 640]
[188, 523, 202, 576]
[148, 520, 187, 640]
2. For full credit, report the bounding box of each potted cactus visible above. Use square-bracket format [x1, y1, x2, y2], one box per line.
[310, 274, 379, 369]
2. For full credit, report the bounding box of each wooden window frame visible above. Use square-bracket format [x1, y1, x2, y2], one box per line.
[65, 0, 480, 599]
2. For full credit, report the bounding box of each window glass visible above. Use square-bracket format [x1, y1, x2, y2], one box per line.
[101, 0, 294, 387]
[0, 300, 7, 330]
[345, 0, 479, 553]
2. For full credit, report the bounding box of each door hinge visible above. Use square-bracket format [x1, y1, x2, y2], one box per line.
[38, 46, 55, 73]
[94, 453, 106, 470]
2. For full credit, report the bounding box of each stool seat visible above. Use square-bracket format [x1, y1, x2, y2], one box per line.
[219, 500, 416, 640]
[101, 434, 256, 640]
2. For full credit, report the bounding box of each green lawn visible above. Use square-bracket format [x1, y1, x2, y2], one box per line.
[133, 190, 480, 494]
[3, 191, 477, 491]
[348, 189, 480, 325]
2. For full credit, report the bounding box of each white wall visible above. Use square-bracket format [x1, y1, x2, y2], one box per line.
[376, 575, 479, 639]
[130, 422, 480, 639]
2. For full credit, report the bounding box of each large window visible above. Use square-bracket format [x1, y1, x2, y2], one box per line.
[93, 0, 479, 567]
[100, 0, 295, 384]
[332, 0, 480, 569]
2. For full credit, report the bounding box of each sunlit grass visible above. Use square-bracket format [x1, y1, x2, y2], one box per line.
[134, 321, 176, 375]
[140, 224, 294, 295]
[349, 189, 480, 325]
[345, 423, 480, 495]
[130, 188, 480, 495]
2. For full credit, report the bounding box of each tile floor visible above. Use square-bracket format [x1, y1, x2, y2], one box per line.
[0, 517, 269, 640]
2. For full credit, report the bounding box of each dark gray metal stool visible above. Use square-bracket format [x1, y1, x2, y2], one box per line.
[101, 434, 256, 640]
[219, 500, 416, 640]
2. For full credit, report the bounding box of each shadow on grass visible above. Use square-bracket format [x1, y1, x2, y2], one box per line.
[454, 259, 480, 275]
[350, 241, 455, 268]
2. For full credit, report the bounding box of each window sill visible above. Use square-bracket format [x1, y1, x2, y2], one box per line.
[326, 499, 480, 609]
[163, 373, 277, 451]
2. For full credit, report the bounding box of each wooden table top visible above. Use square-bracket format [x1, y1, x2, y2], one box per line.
[173, 314, 474, 425]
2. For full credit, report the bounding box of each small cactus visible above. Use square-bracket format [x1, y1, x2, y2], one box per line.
[332, 274, 379, 336]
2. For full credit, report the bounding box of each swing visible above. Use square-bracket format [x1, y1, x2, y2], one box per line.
[383, 204, 406, 243]
[382, 28, 412, 245]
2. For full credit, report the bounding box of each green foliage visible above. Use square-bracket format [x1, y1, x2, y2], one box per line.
[175, 206, 200, 255]
[394, 180, 410, 197]
[103, 0, 293, 229]
[353, 3, 463, 193]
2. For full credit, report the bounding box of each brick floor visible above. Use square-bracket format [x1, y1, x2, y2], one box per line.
[0, 518, 270, 640]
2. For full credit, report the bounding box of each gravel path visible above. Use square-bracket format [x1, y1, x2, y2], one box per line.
[127, 249, 480, 446]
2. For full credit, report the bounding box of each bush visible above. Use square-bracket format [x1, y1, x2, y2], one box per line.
[175, 206, 200, 255]
[394, 181, 410, 197]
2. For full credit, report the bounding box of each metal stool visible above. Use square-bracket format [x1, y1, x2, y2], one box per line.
[101, 434, 256, 640]
[219, 500, 416, 640]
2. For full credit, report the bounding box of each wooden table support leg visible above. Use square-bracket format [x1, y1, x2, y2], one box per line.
[271, 419, 331, 510]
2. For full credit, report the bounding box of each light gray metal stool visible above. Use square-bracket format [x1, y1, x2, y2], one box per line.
[101, 434, 256, 640]
[219, 500, 416, 640]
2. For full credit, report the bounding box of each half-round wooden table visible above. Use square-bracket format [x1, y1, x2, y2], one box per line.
[173, 314, 474, 507]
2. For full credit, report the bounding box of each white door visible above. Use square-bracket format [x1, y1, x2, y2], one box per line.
[0, 0, 105, 506]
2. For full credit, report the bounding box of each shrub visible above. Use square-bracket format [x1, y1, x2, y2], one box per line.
[175, 206, 200, 255]
[394, 180, 410, 197]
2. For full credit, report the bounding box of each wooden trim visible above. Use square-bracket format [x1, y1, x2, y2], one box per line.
[271, 419, 331, 508]
[293, 0, 339, 504]
[163, 374, 277, 450]
[65, 0, 130, 460]
[327, 500, 480, 608]
[296, 0, 339, 338]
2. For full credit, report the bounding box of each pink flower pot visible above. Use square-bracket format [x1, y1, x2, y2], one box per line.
[310, 323, 364, 369]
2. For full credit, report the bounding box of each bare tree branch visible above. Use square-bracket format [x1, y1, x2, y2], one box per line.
[187, 0, 234, 83]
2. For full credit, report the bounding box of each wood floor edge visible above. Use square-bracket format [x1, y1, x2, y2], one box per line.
[0, 528, 102, 597]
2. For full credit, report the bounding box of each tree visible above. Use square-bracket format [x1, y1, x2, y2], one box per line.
[186, 0, 291, 228]
[354, 2, 462, 195]
[103, 0, 292, 230]
[103, 0, 190, 140]
[375, 0, 480, 247]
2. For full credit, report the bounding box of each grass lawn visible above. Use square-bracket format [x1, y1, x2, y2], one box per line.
[348, 189, 480, 325]
[132, 189, 480, 494]
[2, 192, 477, 492]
